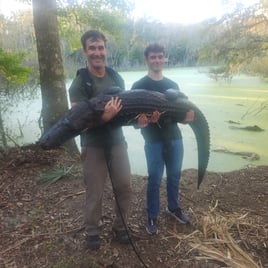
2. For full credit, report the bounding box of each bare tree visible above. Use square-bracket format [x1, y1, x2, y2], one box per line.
[32, 0, 77, 152]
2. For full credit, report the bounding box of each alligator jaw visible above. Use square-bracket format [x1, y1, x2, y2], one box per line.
[38, 117, 80, 150]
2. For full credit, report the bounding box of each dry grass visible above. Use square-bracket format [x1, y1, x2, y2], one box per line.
[169, 202, 267, 268]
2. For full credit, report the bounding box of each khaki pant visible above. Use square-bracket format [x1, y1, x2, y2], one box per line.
[81, 142, 131, 236]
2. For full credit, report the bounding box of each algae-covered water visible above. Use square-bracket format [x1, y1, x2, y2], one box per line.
[122, 68, 268, 175]
[4, 67, 268, 175]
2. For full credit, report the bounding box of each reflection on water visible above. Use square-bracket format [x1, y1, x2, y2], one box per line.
[3, 68, 268, 176]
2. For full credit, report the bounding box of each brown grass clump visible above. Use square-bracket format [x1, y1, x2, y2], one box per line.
[169, 202, 267, 268]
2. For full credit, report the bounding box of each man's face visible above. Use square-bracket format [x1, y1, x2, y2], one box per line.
[84, 38, 107, 69]
[145, 52, 165, 73]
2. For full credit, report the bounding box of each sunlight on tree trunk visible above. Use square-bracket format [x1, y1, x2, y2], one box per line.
[32, 0, 78, 153]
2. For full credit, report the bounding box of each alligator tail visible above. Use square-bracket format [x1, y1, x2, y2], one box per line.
[188, 103, 210, 188]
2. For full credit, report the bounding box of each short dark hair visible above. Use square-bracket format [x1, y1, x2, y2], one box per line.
[81, 30, 107, 50]
[144, 43, 165, 58]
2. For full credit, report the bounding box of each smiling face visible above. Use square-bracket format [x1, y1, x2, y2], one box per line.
[84, 38, 107, 71]
[145, 51, 165, 74]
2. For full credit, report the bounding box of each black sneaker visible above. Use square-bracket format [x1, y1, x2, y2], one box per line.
[146, 218, 158, 235]
[166, 207, 190, 224]
[86, 235, 101, 250]
[112, 228, 130, 244]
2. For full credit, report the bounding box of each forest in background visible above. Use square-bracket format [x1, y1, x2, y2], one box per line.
[1, 0, 268, 78]
[0, 0, 268, 149]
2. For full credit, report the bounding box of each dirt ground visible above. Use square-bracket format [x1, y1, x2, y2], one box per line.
[0, 145, 267, 268]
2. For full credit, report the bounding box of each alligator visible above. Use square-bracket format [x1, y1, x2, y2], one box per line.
[38, 88, 210, 188]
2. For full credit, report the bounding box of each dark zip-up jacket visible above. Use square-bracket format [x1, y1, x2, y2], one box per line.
[69, 67, 126, 147]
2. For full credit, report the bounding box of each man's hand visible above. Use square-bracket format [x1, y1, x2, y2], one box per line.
[150, 111, 161, 123]
[137, 113, 150, 128]
[183, 110, 195, 123]
[137, 111, 161, 128]
[101, 97, 122, 122]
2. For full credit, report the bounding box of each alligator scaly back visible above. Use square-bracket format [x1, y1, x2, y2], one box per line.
[38, 88, 210, 188]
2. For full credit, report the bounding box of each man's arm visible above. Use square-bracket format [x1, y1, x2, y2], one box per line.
[72, 96, 122, 123]
[71, 97, 122, 123]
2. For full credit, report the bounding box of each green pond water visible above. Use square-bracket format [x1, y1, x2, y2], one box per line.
[4, 67, 268, 175]
[121, 67, 268, 175]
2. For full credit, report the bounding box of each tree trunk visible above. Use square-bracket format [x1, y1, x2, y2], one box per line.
[0, 108, 7, 147]
[32, 0, 78, 153]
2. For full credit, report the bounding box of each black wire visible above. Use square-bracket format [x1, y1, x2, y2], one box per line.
[104, 148, 149, 268]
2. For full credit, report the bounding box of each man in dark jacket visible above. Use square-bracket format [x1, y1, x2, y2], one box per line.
[69, 30, 131, 250]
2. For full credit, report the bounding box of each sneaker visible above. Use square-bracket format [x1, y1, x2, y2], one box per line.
[112, 228, 130, 244]
[86, 235, 101, 250]
[166, 207, 190, 224]
[146, 218, 158, 235]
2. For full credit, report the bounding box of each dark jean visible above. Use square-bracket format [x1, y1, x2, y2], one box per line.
[144, 139, 183, 219]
